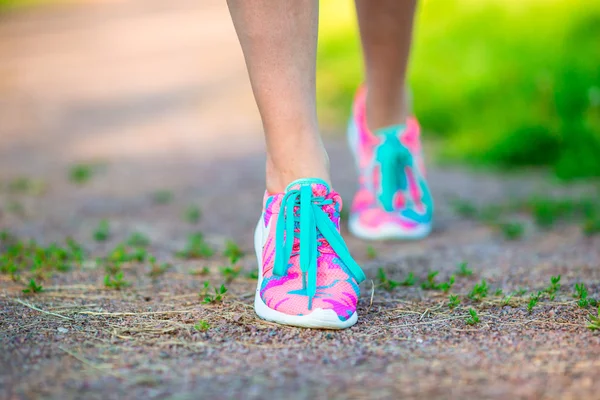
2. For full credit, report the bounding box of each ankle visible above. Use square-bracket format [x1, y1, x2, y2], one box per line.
[365, 86, 410, 132]
[265, 149, 330, 194]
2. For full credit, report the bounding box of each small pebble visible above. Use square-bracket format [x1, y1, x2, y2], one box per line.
[57, 327, 68, 334]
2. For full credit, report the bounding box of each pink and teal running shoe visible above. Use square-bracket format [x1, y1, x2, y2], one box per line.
[254, 178, 366, 329]
[347, 86, 434, 240]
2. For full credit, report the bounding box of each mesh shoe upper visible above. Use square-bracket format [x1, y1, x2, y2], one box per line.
[348, 86, 433, 230]
[259, 180, 364, 322]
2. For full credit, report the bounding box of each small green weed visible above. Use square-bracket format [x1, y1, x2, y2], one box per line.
[66, 238, 85, 264]
[152, 190, 173, 204]
[69, 163, 95, 185]
[377, 268, 399, 291]
[494, 288, 504, 296]
[223, 240, 244, 264]
[438, 275, 456, 293]
[366, 245, 377, 260]
[176, 233, 215, 259]
[220, 265, 242, 283]
[104, 271, 131, 290]
[22, 279, 43, 294]
[0, 230, 12, 241]
[527, 291, 542, 313]
[525, 196, 597, 229]
[93, 220, 110, 242]
[499, 222, 524, 240]
[107, 244, 147, 263]
[456, 262, 473, 277]
[127, 232, 150, 247]
[421, 271, 455, 292]
[184, 205, 201, 224]
[588, 305, 600, 331]
[515, 287, 528, 296]
[200, 282, 227, 304]
[545, 275, 561, 300]
[501, 294, 514, 306]
[574, 283, 589, 307]
[190, 267, 210, 276]
[377, 269, 414, 290]
[339, 207, 349, 221]
[0, 235, 86, 279]
[539, 201, 562, 227]
[194, 320, 211, 332]
[468, 279, 489, 301]
[246, 269, 259, 280]
[420, 271, 439, 290]
[400, 272, 416, 287]
[529, 198, 566, 228]
[7, 177, 46, 195]
[448, 294, 460, 309]
[583, 218, 600, 236]
[450, 199, 478, 218]
[148, 257, 172, 278]
[465, 308, 480, 325]
[479, 205, 503, 224]
[1, 258, 20, 280]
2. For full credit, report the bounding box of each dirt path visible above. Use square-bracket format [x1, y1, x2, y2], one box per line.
[1, 1, 599, 399]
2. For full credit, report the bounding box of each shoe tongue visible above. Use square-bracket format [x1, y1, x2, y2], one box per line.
[285, 178, 331, 196]
[375, 124, 407, 138]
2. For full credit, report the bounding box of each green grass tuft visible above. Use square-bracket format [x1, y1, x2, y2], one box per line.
[93, 220, 110, 242]
[223, 240, 244, 265]
[465, 308, 480, 325]
[183, 205, 201, 224]
[468, 279, 489, 301]
[22, 279, 43, 294]
[152, 190, 173, 205]
[456, 262, 473, 277]
[200, 282, 227, 304]
[176, 233, 215, 259]
[194, 320, 211, 332]
[448, 294, 460, 309]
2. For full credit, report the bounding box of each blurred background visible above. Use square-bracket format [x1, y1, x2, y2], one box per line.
[1, 0, 600, 181]
[318, 0, 600, 180]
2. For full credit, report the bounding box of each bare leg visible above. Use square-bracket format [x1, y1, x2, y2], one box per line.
[355, 0, 417, 131]
[227, 0, 328, 194]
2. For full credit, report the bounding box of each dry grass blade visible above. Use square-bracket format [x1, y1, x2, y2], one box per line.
[390, 314, 484, 328]
[14, 298, 74, 321]
[59, 346, 115, 373]
[78, 309, 196, 317]
[366, 279, 375, 314]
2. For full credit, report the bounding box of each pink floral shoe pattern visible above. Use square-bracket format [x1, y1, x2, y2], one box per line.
[254, 178, 365, 329]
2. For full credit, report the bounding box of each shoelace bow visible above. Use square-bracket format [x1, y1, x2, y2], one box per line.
[375, 127, 434, 222]
[272, 185, 366, 310]
[375, 127, 413, 212]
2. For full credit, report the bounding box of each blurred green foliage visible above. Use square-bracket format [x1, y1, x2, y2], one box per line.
[0, 0, 41, 10]
[318, 0, 600, 180]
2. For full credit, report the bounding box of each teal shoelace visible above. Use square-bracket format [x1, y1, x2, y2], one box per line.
[272, 184, 366, 310]
[375, 126, 434, 222]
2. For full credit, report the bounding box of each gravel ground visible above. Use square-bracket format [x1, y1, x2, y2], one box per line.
[1, 1, 599, 399]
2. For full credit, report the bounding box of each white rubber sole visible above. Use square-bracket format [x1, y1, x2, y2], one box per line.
[253, 220, 358, 329]
[348, 215, 431, 241]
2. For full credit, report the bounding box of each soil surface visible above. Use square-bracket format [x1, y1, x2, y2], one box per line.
[1, 1, 599, 399]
